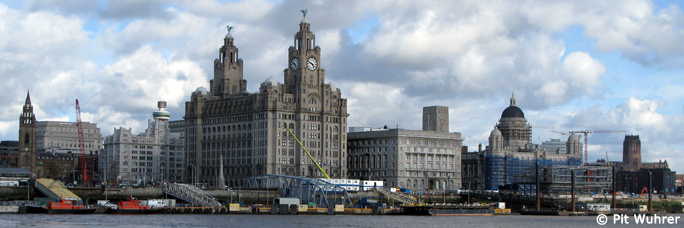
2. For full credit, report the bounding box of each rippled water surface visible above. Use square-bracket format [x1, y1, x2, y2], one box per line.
[0, 214, 679, 227]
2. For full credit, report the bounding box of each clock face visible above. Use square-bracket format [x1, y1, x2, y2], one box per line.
[307, 57, 317, 71]
[290, 58, 299, 71]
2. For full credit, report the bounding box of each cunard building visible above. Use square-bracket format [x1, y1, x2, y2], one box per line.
[185, 12, 349, 187]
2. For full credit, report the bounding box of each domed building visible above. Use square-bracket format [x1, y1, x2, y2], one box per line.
[496, 94, 532, 150]
[482, 94, 583, 190]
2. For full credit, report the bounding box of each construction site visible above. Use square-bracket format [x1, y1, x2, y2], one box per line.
[500, 165, 613, 196]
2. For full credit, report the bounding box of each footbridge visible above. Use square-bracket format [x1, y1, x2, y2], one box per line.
[244, 175, 352, 208]
[163, 183, 221, 207]
[34, 178, 80, 201]
[376, 187, 419, 205]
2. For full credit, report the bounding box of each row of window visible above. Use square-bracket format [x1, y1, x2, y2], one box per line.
[406, 154, 455, 162]
[405, 162, 454, 170]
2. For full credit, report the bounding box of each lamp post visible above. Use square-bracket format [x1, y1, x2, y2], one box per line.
[189, 163, 197, 186]
[26, 176, 32, 201]
[444, 175, 451, 204]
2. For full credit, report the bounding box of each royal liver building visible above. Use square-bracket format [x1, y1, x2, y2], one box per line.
[185, 12, 349, 187]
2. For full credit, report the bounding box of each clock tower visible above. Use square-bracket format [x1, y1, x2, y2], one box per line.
[285, 10, 325, 94]
[18, 91, 37, 175]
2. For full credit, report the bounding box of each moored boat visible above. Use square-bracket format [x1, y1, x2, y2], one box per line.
[111, 198, 160, 214]
[46, 199, 96, 214]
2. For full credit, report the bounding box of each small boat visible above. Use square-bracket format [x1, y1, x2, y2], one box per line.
[46, 199, 96, 214]
[110, 198, 159, 214]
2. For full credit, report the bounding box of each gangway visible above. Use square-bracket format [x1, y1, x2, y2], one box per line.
[376, 187, 419, 205]
[163, 183, 221, 207]
[34, 179, 80, 201]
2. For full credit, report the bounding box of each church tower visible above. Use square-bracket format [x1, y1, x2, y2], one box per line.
[211, 25, 246, 97]
[623, 135, 641, 171]
[18, 91, 37, 175]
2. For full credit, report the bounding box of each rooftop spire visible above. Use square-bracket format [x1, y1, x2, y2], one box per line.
[25, 91, 31, 105]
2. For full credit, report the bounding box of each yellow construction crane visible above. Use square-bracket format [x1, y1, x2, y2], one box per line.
[287, 128, 330, 179]
[605, 152, 611, 167]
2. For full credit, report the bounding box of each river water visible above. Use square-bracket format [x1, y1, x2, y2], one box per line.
[0, 214, 680, 227]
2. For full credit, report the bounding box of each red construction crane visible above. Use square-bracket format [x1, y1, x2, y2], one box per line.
[552, 129, 625, 166]
[76, 99, 89, 184]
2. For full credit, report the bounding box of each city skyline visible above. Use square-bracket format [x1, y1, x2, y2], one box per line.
[0, 0, 682, 173]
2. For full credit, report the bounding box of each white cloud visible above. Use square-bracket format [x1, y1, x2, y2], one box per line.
[92, 45, 206, 113]
[0, 0, 683, 175]
[576, 0, 684, 66]
[559, 97, 684, 172]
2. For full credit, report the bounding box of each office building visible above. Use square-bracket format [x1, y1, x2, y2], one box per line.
[347, 106, 463, 191]
[184, 13, 349, 187]
[103, 101, 185, 185]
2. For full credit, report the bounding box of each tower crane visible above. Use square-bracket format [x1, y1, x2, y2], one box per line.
[552, 130, 625, 166]
[76, 99, 90, 185]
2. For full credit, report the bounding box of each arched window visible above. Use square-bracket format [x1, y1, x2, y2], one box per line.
[24, 133, 30, 144]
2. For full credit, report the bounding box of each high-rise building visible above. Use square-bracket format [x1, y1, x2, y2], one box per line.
[34, 120, 103, 183]
[35, 121, 103, 155]
[103, 101, 185, 185]
[347, 107, 463, 190]
[185, 13, 349, 187]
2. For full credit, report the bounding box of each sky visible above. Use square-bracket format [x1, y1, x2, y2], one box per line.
[1, 0, 683, 173]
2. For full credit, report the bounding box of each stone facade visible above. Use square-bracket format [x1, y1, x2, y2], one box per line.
[461, 146, 485, 190]
[348, 107, 463, 191]
[422, 106, 449, 133]
[37, 152, 76, 183]
[184, 15, 348, 187]
[35, 121, 103, 155]
[622, 135, 641, 171]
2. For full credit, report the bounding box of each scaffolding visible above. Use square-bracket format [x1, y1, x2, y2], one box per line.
[484, 154, 582, 190]
[509, 165, 612, 195]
